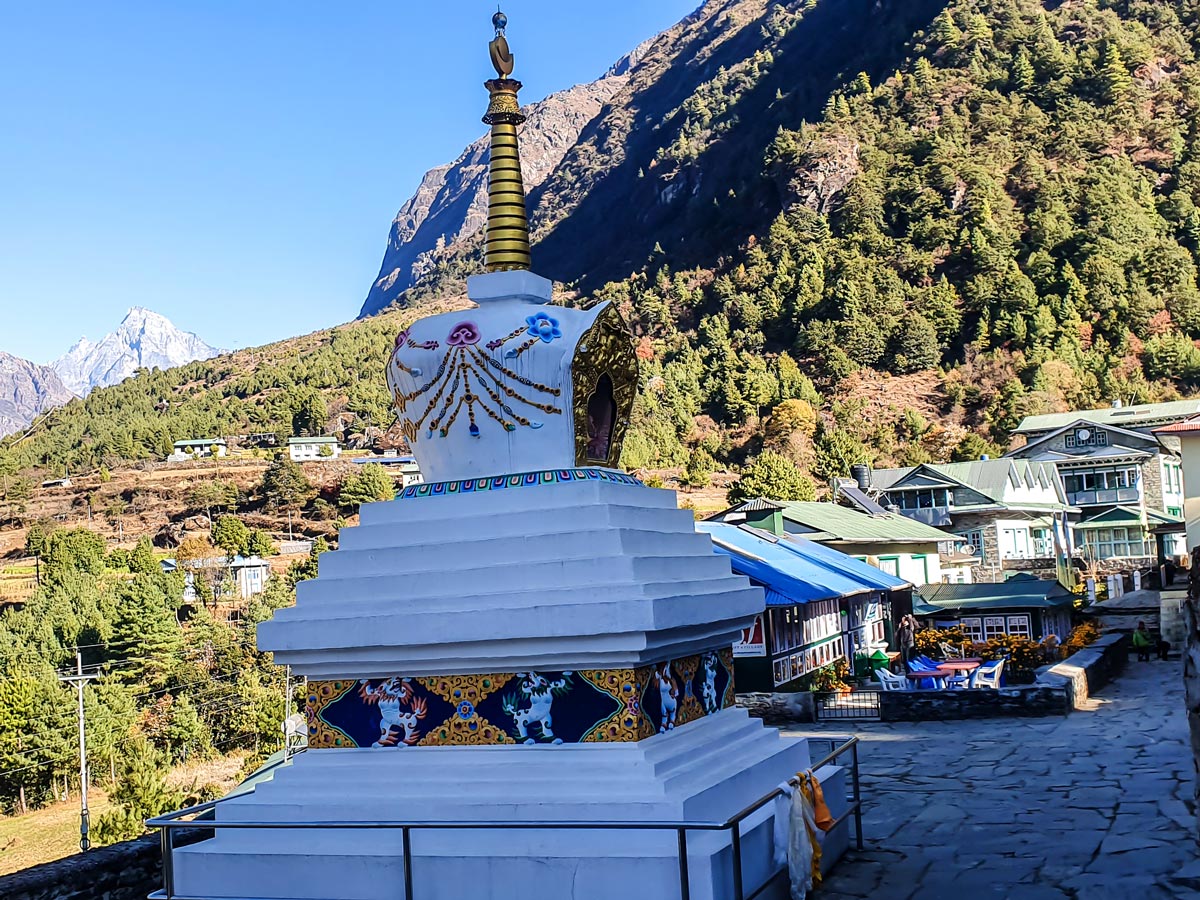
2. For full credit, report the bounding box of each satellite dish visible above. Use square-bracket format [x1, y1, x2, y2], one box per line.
[282, 713, 306, 736]
[962, 544, 976, 556]
[1076, 428, 1091, 441]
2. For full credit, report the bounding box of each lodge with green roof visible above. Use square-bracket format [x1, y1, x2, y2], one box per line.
[866, 458, 1072, 580]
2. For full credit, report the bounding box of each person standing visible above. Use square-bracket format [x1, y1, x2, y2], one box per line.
[896, 614, 917, 665]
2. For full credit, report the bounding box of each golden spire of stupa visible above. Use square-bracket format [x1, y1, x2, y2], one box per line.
[482, 9, 531, 272]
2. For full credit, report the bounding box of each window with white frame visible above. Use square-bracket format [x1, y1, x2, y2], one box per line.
[960, 617, 984, 642]
[984, 616, 1007, 640]
[1005, 615, 1031, 638]
[1082, 527, 1151, 559]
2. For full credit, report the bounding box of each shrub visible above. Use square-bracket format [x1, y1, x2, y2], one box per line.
[1063, 620, 1101, 654]
[808, 659, 851, 692]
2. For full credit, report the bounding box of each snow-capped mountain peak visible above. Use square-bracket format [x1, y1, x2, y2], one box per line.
[51, 308, 224, 395]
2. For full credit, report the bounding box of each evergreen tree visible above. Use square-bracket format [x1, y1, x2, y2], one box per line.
[247, 529, 277, 558]
[812, 427, 871, 483]
[92, 740, 184, 845]
[212, 516, 251, 558]
[1097, 41, 1133, 105]
[338, 464, 396, 511]
[129, 536, 159, 576]
[728, 451, 816, 503]
[890, 313, 942, 373]
[684, 448, 716, 488]
[261, 458, 314, 513]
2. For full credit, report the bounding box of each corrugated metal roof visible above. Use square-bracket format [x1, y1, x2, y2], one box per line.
[1013, 399, 1200, 434]
[918, 574, 1073, 611]
[698, 522, 908, 606]
[776, 501, 955, 543]
[870, 459, 1062, 507]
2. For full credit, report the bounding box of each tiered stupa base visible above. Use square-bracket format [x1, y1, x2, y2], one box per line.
[172, 710, 812, 900]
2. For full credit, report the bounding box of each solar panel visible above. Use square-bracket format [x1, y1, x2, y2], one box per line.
[839, 484, 889, 515]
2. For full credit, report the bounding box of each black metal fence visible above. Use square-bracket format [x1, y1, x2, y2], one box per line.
[147, 737, 863, 900]
[814, 690, 881, 721]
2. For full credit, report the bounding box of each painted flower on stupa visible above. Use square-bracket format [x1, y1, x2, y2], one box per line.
[447, 322, 482, 347]
[394, 328, 410, 348]
[525, 313, 562, 344]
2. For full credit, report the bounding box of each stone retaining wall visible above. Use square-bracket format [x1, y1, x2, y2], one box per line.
[736, 690, 815, 724]
[0, 835, 164, 900]
[878, 685, 1071, 721]
[1036, 632, 1128, 709]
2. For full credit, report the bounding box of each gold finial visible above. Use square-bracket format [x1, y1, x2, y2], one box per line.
[482, 9, 531, 273]
[490, 11, 515, 78]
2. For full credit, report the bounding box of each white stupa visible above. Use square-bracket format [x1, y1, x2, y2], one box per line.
[165, 12, 813, 899]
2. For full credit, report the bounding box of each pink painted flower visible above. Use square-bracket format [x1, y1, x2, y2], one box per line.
[447, 321, 481, 347]
[394, 328, 410, 348]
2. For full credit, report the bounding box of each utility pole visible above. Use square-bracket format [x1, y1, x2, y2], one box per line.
[60, 651, 99, 851]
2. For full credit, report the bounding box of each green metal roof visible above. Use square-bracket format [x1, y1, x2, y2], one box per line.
[174, 438, 226, 446]
[917, 574, 1073, 611]
[1013, 399, 1200, 435]
[871, 459, 1061, 507]
[1075, 506, 1183, 529]
[776, 501, 956, 543]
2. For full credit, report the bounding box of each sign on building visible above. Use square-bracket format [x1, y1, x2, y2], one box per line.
[733, 614, 766, 658]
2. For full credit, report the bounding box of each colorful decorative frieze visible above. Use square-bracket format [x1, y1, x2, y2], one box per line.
[397, 467, 641, 501]
[306, 649, 735, 749]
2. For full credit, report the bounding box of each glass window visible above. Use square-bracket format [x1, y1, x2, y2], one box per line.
[961, 617, 984, 642]
[984, 616, 1006, 640]
[1006, 615, 1031, 638]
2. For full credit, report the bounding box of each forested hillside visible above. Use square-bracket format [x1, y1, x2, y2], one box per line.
[0, 302, 462, 487]
[601, 0, 1200, 479]
[8, 0, 1200, 496]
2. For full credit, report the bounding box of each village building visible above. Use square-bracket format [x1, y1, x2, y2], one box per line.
[915, 573, 1074, 643]
[170, 438, 227, 460]
[869, 459, 1072, 581]
[699, 521, 913, 693]
[708, 497, 956, 585]
[1006, 418, 1186, 564]
[230, 555, 272, 597]
[287, 435, 341, 461]
[353, 453, 424, 487]
[1153, 416, 1200, 558]
[1011, 398, 1200, 443]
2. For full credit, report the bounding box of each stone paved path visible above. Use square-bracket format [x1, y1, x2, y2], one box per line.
[782, 659, 1198, 899]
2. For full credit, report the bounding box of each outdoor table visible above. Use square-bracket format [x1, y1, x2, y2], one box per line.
[905, 668, 950, 688]
[937, 660, 982, 672]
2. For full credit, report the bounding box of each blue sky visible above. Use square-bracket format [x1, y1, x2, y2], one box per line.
[0, 1, 698, 363]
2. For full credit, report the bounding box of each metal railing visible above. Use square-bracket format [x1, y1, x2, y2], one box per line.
[815, 690, 881, 721]
[147, 737, 863, 900]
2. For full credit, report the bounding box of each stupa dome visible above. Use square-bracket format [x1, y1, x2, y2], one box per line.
[386, 270, 637, 484]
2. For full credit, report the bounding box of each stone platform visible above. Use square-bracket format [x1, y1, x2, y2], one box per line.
[786, 659, 1197, 899]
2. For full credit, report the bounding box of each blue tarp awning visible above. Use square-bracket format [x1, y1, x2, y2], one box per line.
[697, 522, 911, 607]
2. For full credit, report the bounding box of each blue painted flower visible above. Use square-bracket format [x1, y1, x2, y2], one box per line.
[458, 701, 475, 720]
[525, 313, 562, 344]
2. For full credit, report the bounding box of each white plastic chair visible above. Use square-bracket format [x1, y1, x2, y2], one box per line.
[874, 668, 909, 692]
[971, 658, 1005, 689]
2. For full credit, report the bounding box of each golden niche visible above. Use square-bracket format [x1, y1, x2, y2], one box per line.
[573, 304, 638, 468]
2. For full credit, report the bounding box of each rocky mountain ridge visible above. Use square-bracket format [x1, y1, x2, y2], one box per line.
[0, 352, 75, 438]
[359, 43, 653, 317]
[51, 307, 224, 396]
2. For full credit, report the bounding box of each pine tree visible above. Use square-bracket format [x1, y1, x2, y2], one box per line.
[728, 451, 816, 503]
[129, 536, 159, 576]
[247, 529, 276, 558]
[338, 464, 397, 512]
[1011, 47, 1034, 92]
[1098, 41, 1133, 104]
[212, 516, 251, 558]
